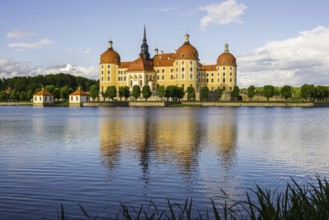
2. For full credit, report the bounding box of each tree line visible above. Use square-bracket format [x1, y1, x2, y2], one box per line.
[244, 84, 329, 102]
[0, 73, 97, 102]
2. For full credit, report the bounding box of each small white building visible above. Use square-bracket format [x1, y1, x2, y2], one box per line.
[33, 89, 54, 106]
[69, 89, 89, 106]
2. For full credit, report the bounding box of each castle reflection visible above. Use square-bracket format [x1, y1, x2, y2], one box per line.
[99, 108, 238, 174]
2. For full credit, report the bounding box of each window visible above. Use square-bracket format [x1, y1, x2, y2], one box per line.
[171, 69, 173, 73]
[76, 96, 78, 101]
[182, 84, 184, 89]
[50, 97, 52, 101]
[157, 69, 159, 73]
[223, 87, 226, 91]
[182, 74, 184, 79]
[230, 67, 232, 70]
[102, 65, 103, 69]
[102, 77, 103, 81]
[182, 61, 184, 65]
[124, 77, 126, 81]
[162, 75, 164, 80]
[223, 72, 225, 76]
[182, 67, 184, 72]
[39, 97, 41, 101]
[171, 75, 174, 80]
[211, 79, 214, 82]
[190, 61, 192, 65]
[107, 76, 110, 81]
[230, 78, 232, 82]
[102, 71, 103, 75]
[176, 68, 178, 72]
[230, 87, 232, 91]
[71, 97, 73, 101]
[211, 73, 213, 76]
[190, 74, 193, 80]
[157, 75, 159, 80]
[108, 65, 110, 68]
[35, 97, 37, 101]
[223, 67, 225, 70]
[206, 79, 208, 82]
[190, 67, 192, 72]
[162, 69, 164, 73]
[230, 72, 232, 76]
[108, 71, 110, 74]
[223, 78, 225, 83]
[45, 97, 47, 101]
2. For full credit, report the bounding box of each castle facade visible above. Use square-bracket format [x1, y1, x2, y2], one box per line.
[99, 27, 237, 99]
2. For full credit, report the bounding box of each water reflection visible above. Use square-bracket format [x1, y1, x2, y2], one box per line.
[99, 107, 238, 174]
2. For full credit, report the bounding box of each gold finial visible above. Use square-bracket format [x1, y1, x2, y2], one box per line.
[224, 42, 229, 53]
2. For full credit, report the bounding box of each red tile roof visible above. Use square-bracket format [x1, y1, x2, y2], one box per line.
[34, 89, 53, 96]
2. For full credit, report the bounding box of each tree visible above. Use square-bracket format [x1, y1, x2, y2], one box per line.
[247, 85, 255, 101]
[118, 87, 125, 101]
[53, 88, 61, 101]
[45, 85, 55, 94]
[274, 87, 281, 100]
[132, 85, 141, 100]
[186, 86, 195, 101]
[60, 86, 70, 101]
[165, 85, 177, 101]
[142, 85, 152, 101]
[123, 86, 130, 101]
[216, 88, 223, 101]
[200, 86, 209, 101]
[231, 86, 240, 101]
[26, 90, 33, 101]
[89, 85, 99, 101]
[20, 91, 27, 101]
[300, 84, 311, 101]
[0, 91, 8, 102]
[106, 86, 117, 101]
[281, 85, 292, 101]
[263, 85, 275, 101]
[158, 85, 166, 101]
[9, 90, 18, 101]
[176, 87, 185, 101]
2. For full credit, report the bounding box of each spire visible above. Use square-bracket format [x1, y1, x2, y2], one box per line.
[143, 25, 147, 42]
[184, 33, 190, 44]
[224, 43, 229, 53]
[108, 40, 113, 50]
[140, 25, 150, 60]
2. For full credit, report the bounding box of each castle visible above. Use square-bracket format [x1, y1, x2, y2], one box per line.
[99, 27, 237, 100]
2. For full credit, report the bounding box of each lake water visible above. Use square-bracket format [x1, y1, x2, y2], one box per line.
[0, 106, 328, 219]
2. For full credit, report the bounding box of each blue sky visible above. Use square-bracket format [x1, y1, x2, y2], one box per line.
[1, 0, 329, 87]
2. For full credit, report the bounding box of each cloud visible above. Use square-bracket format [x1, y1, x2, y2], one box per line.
[151, 7, 178, 13]
[7, 29, 36, 39]
[8, 38, 55, 49]
[199, 0, 247, 30]
[79, 48, 92, 54]
[0, 57, 98, 80]
[237, 26, 329, 87]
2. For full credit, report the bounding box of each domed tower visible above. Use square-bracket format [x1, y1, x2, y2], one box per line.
[99, 40, 120, 94]
[140, 26, 150, 60]
[216, 43, 237, 92]
[174, 34, 199, 91]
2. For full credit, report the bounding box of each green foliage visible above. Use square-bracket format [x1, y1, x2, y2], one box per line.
[0, 73, 96, 93]
[216, 88, 223, 100]
[186, 86, 196, 101]
[247, 85, 255, 101]
[0, 91, 8, 101]
[123, 86, 130, 101]
[132, 85, 141, 100]
[45, 85, 55, 94]
[200, 86, 209, 101]
[231, 86, 240, 100]
[281, 85, 292, 101]
[60, 86, 71, 100]
[158, 85, 166, 101]
[263, 85, 275, 101]
[118, 87, 125, 101]
[19, 91, 27, 101]
[142, 85, 152, 101]
[301, 84, 311, 101]
[165, 85, 176, 101]
[176, 87, 185, 101]
[26, 90, 33, 101]
[53, 88, 61, 100]
[58, 175, 329, 220]
[89, 85, 99, 101]
[106, 86, 117, 101]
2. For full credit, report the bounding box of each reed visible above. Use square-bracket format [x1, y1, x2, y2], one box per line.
[56, 175, 329, 220]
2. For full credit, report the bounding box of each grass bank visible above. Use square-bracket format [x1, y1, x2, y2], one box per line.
[56, 175, 329, 219]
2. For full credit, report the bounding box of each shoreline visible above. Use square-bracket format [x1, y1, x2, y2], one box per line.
[2, 101, 328, 107]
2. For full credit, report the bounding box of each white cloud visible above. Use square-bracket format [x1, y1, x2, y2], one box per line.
[79, 48, 92, 54]
[199, 0, 247, 30]
[237, 26, 329, 87]
[8, 38, 55, 49]
[0, 57, 98, 79]
[7, 29, 36, 39]
[151, 7, 178, 13]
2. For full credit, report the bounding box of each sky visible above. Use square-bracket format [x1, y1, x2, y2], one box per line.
[0, 0, 329, 87]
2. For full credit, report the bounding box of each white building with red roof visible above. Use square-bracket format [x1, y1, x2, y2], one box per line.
[69, 88, 90, 106]
[33, 88, 54, 106]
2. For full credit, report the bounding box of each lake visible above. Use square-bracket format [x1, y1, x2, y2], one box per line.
[0, 106, 328, 219]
